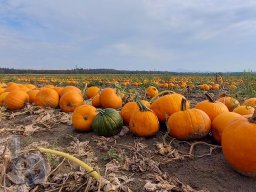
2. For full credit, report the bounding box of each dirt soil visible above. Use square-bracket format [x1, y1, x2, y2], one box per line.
[0, 91, 256, 192]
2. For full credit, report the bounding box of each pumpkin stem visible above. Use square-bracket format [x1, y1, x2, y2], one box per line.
[136, 100, 151, 112]
[181, 98, 187, 111]
[150, 90, 175, 103]
[205, 93, 215, 103]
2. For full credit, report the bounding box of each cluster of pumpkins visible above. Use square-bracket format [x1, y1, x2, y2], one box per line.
[1, 82, 256, 177]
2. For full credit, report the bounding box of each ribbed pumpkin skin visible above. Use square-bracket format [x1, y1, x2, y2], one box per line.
[4, 90, 29, 110]
[59, 86, 81, 97]
[195, 101, 228, 121]
[145, 86, 158, 98]
[212, 112, 241, 144]
[167, 108, 211, 140]
[0, 92, 9, 106]
[86, 86, 100, 99]
[243, 98, 256, 107]
[100, 88, 122, 109]
[121, 100, 150, 125]
[217, 96, 240, 111]
[222, 116, 256, 176]
[35, 88, 59, 108]
[151, 93, 190, 122]
[92, 108, 123, 137]
[59, 91, 84, 112]
[233, 105, 255, 115]
[92, 94, 101, 108]
[27, 89, 40, 104]
[72, 105, 97, 131]
[129, 110, 159, 137]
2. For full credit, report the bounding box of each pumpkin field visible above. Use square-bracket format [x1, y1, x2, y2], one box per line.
[0, 73, 256, 192]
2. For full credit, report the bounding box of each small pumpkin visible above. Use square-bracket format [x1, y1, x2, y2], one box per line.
[86, 86, 100, 99]
[167, 98, 211, 140]
[217, 96, 240, 111]
[72, 105, 97, 132]
[59, 91, 84, 112]
[4, 90, 29, 110]
[92, 94, 101, 108]
[222, 112, 256, 176]
[195, 93, 229, 121]
[35, 88, 59, 108]
[121, 100, 151, 125]
[59, 86, 81, 97]
[92, 108, 123, 136]
[129, 100, 159, 137]
[100, 88, 122, 109]
[151, 91, 190, 122]
[27, 89, 40, 104]
[233, 105, 255, 116]
[242, 98, 256, 108]
[145, 86, 158, 98]
[212, 112, 241, 144]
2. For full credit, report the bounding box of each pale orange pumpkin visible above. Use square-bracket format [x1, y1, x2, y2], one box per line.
[100, 88, 122, 109]
[86, 86, 100, 99]
[35, 88, 59, 108]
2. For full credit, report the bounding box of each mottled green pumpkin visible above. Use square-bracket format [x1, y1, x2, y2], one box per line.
[92, 108, 123, 137]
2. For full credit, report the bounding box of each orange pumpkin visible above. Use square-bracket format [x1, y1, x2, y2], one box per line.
[129, 101, 159, 137]
[5, 84, 21, 92]
[145, 86, 158, 98]
[27, 89, 40, 104]
[195, 93, 229, 121]
[92, 94, 101, 108]
[212, 112, 241, 144]
[100, 88, 122, 109]
[217, 96, 240, 111]
[72, 105, 97, 131]
[4, 90, 29, 110]
[222, 113, 256, 176]
[233, 105, 255, 116]
[167, 98, 211, 140]
[121, 100, 151, 124]
[35, 88, 59, 108]
[0, 87, 5, 94]
[53, 86, 63, 96]
[151, 92, 190, 122]
[86, 86, 100, 99]
[243, 98, 256, 108]
[59, 91, 84, 112]
[59, 86, 81, 97]
[0, 92, 10, 106]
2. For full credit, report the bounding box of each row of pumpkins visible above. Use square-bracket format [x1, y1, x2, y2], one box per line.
[1, 83, 256, 177]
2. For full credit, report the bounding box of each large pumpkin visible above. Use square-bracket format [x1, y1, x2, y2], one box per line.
[0, 92, 9, 106]
[4, 90, 29, 110]
[59, 91, 84, 112]
[92, 108, 123, 136]
[100, 88, 122, 109]
[195, 93, 229, 121]
[129, 100, 159, 137]
[35, 88, 59, 108]
[212, 112, 241, 144]
[167, 98, 211, 140]
[222, 113, 256, 176]
[27, 89, 40, 104]
[72, 105, 97, 132]
[92, 94, 101, 108]
[151, 92, 190, 122]
[217, 96, 240, 111]
[121, 100, 150, 125]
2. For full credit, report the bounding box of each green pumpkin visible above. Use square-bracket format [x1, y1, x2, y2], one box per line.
[92, 108, 123, 137]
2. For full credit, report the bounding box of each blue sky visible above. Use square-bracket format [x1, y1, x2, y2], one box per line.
[0, 0, 256, 72]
